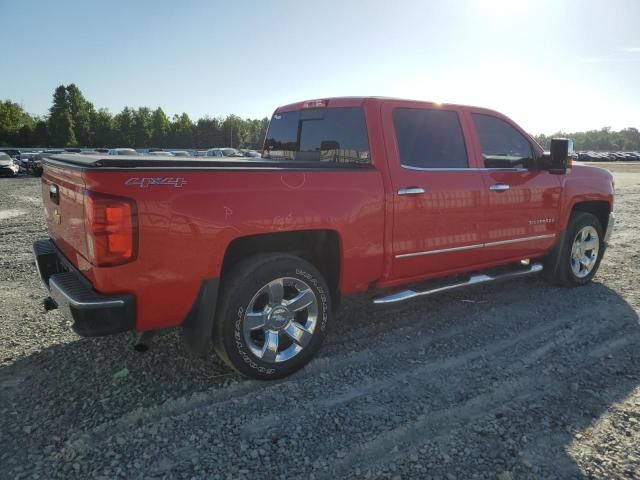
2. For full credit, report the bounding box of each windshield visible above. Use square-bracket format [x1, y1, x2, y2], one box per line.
[263, 107, 370, 164]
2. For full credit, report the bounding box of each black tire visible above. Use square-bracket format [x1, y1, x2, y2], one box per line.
[551, 211, 605, 287]
[213, 254, 331, 380]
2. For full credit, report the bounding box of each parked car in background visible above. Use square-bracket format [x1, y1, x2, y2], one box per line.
[0, 149, 21, 159]
[170, 150, 191, 157]
[147, 151, 174, 156]
[16, 152, 38, 173]
[240, 149, 262, 158]
[28, 150, 65, 176]
[575, 151, 640, 162]
[206, 147, 242, 157]
[0, 152, 20, 176]
[108, 148, 139, 156]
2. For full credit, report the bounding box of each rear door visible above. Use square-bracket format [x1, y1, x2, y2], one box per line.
[382, 101, 486, 281]
[467, 111, 562, 264]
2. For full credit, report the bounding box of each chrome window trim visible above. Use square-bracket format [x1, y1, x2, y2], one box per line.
[395, 233, 556, 259]
[401, 165, 528, 173]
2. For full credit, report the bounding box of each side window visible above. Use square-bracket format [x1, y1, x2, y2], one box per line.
[472, 114, 533, 168]
[393, 108, 468, 169]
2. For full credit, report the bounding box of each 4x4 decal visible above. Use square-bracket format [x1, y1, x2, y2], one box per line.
[125, 177, 187, 188]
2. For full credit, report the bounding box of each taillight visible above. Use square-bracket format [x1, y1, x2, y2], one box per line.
[303, 99, 327, 109]
[84, 192, 137, 266]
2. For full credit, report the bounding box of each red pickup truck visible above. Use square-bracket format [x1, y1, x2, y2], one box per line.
[33, 97, 615, 379]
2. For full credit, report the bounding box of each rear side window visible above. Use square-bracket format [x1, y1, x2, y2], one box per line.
[263, 107, 370, 164]
[472, 114, 533, 168]
[393, 108, 468, 169]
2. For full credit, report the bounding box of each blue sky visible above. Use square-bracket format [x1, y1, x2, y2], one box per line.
[1, 0, 639, 133]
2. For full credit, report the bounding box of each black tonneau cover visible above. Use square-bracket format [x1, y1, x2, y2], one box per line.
[47, 154, 369, 170]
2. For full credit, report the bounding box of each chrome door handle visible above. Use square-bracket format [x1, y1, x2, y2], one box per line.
[489, 184, 510, 192]
[398, 187, 426, 196]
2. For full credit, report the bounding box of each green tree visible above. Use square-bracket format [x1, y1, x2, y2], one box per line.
[246, 117, 269, 149]
[66, 84, 94, 146]
[113, 107, 134, 146]
[17, 124, 34, 146]
[132, 107, 152, 148]
[0, 100, 34, 146]
[150, 107, 170, 148]
[90, 108, 114, 147]
[48, 85, 76, 147]
[194, 116, 222, 148]
[169, 113, 194, 148]
[33, 119, 50, 147]
[222, 114, 247, 148]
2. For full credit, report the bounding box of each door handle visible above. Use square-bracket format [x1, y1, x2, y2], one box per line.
[398, 187, 426, 196]
[489, 184, 510, 192]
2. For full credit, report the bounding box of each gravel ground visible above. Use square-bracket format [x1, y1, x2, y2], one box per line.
[1, 164, 639, 479]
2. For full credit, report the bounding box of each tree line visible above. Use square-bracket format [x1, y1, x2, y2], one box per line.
[533, 128, 640, 152]
[2, 86, 639, 151]
[0, 84, 269, 149]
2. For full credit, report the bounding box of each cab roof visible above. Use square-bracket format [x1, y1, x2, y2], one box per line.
[274, 96, 503, 116]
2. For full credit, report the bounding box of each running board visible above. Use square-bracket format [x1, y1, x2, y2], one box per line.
[372, 262, 543, 305]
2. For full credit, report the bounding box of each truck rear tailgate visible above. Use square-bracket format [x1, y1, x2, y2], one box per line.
[41, 163, 89, 269]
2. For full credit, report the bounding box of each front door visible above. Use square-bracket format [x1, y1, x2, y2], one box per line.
[468, 111, 562, 264]
[382, 102, 486, 282]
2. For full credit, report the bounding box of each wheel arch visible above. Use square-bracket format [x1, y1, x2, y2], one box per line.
[543, 199, 610, 282]
[570, 200, 611, 232]
[220, 229, 343, 309]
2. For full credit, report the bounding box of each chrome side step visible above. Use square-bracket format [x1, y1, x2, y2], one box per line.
[372, 262, 543, 305]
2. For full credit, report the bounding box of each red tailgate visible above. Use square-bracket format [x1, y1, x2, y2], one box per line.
[41, 164, 89, 269]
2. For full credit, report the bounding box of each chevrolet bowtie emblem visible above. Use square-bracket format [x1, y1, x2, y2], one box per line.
[53, 209, 61, 225]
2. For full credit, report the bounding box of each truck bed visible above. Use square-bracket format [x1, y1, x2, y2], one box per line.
[40, 154, 386, 331]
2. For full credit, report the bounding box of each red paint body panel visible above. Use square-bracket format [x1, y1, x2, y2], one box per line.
[43, 167, 385, 331]
[40, 97, 614, 333]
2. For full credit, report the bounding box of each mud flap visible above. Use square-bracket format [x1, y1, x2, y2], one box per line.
[541, 229, 566, 279]
[181, 278, 219, 355]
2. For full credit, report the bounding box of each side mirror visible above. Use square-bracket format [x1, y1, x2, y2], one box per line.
[546, 138, 574, 174]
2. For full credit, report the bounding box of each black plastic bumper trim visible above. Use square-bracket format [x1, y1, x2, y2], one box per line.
[33, 239, 135, 337]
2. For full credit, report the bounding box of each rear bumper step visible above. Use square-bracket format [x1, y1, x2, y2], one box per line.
[33, 239, 135, 336]
[373, 262, 543, 305]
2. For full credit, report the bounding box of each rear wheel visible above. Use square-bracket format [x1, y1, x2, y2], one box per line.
[213, 254, 331, 380]
[551, 212, 605, 287]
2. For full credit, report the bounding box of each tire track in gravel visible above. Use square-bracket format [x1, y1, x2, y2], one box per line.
[58, 283, 572, 447]
[55, 308, 637, 480]
[55, 296, 637, 474]
[321, 322, 640, 478]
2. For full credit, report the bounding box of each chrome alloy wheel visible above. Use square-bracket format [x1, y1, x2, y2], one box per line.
[243, 277, 319, 363]
[570, 225, 600, 278]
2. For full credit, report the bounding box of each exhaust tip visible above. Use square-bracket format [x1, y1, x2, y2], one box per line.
[43, 297, 57, 311]
[133, 331, 154, 353]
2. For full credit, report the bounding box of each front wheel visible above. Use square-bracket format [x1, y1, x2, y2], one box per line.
[551, 211, 605, 287]
[213, 254, 331, 380]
